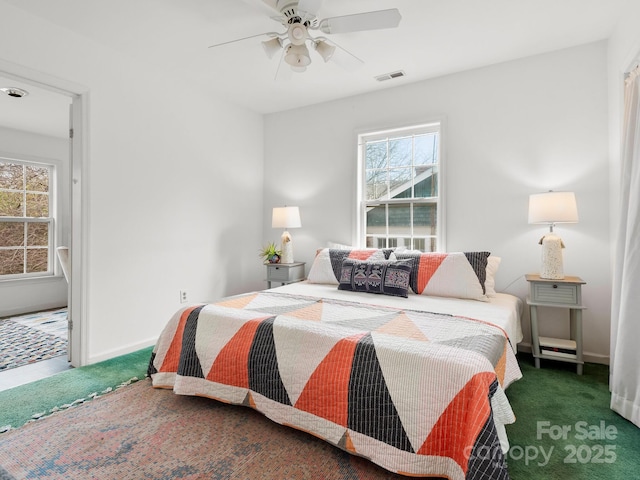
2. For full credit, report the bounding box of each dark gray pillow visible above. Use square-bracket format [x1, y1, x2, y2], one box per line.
[337, 259, 412, 298]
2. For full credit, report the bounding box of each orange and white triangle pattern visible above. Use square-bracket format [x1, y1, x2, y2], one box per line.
[150, 291, 520, 480]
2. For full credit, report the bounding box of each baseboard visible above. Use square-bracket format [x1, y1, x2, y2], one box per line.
[517, 342, 610, 365]
[88, 337, 158, 365]
[0, 303, 67, 319]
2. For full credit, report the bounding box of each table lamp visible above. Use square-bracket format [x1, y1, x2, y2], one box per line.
[272, 206, 301, 264]
[528, 191, 579, 279]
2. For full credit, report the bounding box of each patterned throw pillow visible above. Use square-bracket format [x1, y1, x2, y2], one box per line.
[395, 251, 491, 301]
[337, 259, 412, 298]
[307, 248, 396, 285]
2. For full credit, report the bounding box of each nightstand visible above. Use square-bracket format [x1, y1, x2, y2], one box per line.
[265, 262, 305, 288]
[526, 274, 586, 374]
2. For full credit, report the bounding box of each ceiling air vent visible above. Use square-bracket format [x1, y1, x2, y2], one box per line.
[375, 70, 406, 82]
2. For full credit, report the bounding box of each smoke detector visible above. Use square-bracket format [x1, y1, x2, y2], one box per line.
[0, 87, 29, 98]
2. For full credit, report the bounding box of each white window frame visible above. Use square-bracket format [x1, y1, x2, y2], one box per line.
[0, 157, 57, 279]
[356, 121, 445, 252]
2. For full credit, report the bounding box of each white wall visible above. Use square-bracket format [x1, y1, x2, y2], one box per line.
[0, 3, 265, 363]
[0, 127, 69, 316]
[264, 42, 611, 363]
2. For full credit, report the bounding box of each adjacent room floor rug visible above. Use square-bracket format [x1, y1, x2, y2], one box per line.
[0, 309, 68, 372]
[0, 379, 418, 480]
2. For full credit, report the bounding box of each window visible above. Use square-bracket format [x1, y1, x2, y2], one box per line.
[357, 122, 442, 252]
[0, 160, 54, 277]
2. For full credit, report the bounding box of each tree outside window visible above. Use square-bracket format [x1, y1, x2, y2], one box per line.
[0, 161, 52, 276]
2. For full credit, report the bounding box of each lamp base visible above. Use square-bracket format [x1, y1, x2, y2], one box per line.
[539, 233, 565, 279]
[280, 230, 294, 264]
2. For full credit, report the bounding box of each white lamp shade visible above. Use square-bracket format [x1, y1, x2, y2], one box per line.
[528, 191, 579, 224]
[272, 206, 301, 229]
[315, 40, 336, 62]
[262, 37, 283, 59]
[284, 44, 311, 68]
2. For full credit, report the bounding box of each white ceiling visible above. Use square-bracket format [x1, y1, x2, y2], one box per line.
[0, 0, 628, 139]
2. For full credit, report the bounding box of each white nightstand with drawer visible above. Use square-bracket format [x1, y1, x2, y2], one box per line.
[265, 262, 306, 288]
[526, 274, 586, 374]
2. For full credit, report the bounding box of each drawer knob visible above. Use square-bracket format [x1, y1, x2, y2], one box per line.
[553, 284, 558, 288]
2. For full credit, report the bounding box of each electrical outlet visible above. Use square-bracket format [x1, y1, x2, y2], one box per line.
[180, 290, 188, 303]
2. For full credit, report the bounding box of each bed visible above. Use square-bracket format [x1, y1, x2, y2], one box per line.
[149, 249, 523, 479]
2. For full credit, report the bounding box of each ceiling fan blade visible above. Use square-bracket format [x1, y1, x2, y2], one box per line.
[327, 39, 364, 72]
[274, 48, 293, 82]
[317, 9, 401, 35]
[297, 0, 323, 18]
[208, 32, 279, 49]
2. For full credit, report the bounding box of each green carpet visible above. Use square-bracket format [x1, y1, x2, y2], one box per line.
[0, 346, 153, 430]
[505, 355, 640, 480]
[1, 348, 639, 479]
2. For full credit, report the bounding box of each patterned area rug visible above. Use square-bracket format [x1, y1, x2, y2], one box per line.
[0, 309, 67, 371]
[0, 379, 425, 480]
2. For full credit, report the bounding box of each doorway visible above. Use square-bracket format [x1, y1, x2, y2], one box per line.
[0, 60, 87, 368]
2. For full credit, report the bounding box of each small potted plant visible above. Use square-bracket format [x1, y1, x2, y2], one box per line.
[259, 242, 281, 264]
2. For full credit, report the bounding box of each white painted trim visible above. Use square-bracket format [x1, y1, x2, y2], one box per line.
[354, 117, 447, 251]
[0, 58, 90, 367]
[88, 337, 157, 365]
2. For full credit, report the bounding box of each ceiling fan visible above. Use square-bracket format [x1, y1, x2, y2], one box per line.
[209, 0, 402, 75]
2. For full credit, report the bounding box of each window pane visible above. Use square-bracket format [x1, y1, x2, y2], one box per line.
[413, 204, 437, 235]
[26, 165, 49, 192]
[415, 134, 438, 165]
[0, 163, 23, 190]
[389, 137, 412, 167]
[365, 236, 375, 248]
[366, 205, 386, 235]
[26, 248, 48, 273]
[0, 191, 23, 216]
[389, 237, 411, 249]
[0, 222, 25, 247]
[0, 249, 24, 275]
[365, 141, 387, 169]
[389, 168, 412, 197]
[414, 165, 438, 198]
[388, 203, 411, 236]
[28, 222, 48, 246]
[366, 170, 388, 200]
[26, 192, 49, 217]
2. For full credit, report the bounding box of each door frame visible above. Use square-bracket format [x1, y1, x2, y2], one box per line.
[0, 58, 89, 366]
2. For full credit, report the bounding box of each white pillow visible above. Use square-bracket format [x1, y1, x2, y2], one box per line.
[485, 256, 501, 297]
[308, 248, 396, 284]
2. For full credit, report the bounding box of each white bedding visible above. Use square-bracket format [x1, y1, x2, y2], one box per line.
[272, 281, 524, 354]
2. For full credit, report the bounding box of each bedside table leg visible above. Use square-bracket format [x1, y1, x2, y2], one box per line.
[530, 304, 541, 369]
[571, 308, 584, 375]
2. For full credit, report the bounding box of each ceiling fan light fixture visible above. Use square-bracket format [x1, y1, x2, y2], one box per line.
[290, 65, 307, 73]
[314, 40, 336, 62]
[288, 23, 308, 46]
[284, 43, 311, 68]
[261, 37, 283, 59]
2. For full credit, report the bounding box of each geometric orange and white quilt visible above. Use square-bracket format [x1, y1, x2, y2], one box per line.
[149, 291, 521, 479]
